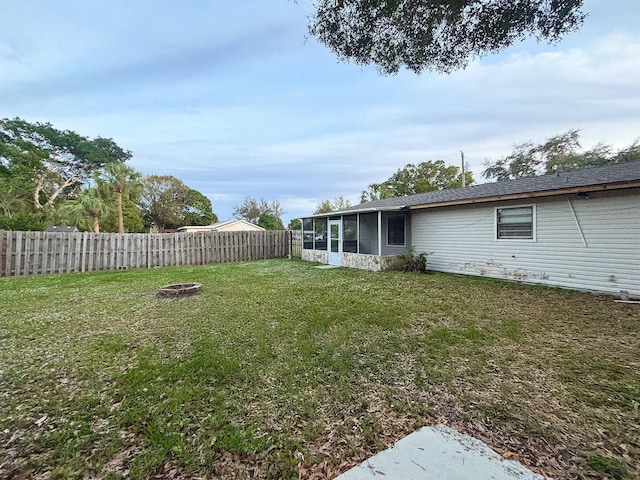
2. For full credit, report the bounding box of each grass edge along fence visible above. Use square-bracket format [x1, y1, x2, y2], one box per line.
[0, 230, 297, 277]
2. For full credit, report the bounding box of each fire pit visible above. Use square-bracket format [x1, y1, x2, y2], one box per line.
[157, 282, 202, 298]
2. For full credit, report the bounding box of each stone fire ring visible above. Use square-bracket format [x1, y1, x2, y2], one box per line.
[157, 282, 202, 298]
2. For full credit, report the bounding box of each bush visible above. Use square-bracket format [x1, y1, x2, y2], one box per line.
[0, 213, 46, 231]
[392, 250, 429, 273]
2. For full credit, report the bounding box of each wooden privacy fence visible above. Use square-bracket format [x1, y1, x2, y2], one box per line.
[0, 230, 292, 277]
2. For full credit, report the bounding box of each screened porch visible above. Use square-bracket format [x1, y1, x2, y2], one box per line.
[300, 210, 411, 271]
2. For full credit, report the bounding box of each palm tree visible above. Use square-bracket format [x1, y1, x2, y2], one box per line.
[101, 163, 142, 233]
[59, 188, 109, 232]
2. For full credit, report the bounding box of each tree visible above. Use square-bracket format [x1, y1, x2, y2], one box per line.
[233, 197, 262, 224]
[0, 163, 40, 227]
[99, 199, 144, 233]
[308, 0, 586, 75]
[611, 140, 640, 164]
[314, 196, 352, 214]
[0, 157, 45, 230]
[183, 189, 218, 226]
[481, 141, 544, 181]
[58, 187, 109, 232]
[361, 160, 474, 202]
[233, 197, 284, 226]
[138, 175, 216, 230]
[139, 175, 190, 230]
[1, 123, 54, 230]
[0, 118, 131, 211]
[99, 162, 143, 233]
[287, 218, 302, 230]
[482, 130, 640, 181]
[258, 212, 285, 230]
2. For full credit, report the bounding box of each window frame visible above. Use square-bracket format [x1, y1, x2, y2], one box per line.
[495, 205, 536, 241]
[386, 215, 406, 246]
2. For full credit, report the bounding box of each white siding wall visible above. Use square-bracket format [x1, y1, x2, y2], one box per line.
[411, 189, 640, 295]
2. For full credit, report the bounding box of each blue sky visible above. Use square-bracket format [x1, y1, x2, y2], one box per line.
[2, 1, 639, 224]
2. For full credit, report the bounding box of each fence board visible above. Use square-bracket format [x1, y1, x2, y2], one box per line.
[5, 232, 12, 276]
[0, 231, 5, 277]
[24, 233, 34, 276]
[212, 233, 220, 263]
[0, 230, 292, 277]
[14, 231, 23, 276]
[67, 234, 75, 273]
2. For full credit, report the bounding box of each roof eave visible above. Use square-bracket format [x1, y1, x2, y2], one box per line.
[304, 205, 408, 218]
[408, 180, 640, 211]
[300, 179, 640, 219]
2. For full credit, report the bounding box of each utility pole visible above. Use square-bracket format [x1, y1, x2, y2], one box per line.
[461, 151, 466, 187]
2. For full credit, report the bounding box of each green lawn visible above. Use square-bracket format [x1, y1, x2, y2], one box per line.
[0, 259, 638, 479]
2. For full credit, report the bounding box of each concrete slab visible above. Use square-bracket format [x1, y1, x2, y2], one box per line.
[315, 265, 340, 269]
[335, 425, 550, 480]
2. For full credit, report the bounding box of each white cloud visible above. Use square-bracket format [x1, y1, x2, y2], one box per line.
[1, 1, 639, 223]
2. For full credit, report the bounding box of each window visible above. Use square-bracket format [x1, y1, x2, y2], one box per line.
[387, 215, 405, 246]
[314, 218, 327, 250]
[343, 215, 358, 253]
[302, 218, 313, 249]
[496, 206, 535, 240]
[358, 213, 378, 255]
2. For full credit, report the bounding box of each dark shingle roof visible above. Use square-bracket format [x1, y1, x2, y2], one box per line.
[317, 161, 640, 216]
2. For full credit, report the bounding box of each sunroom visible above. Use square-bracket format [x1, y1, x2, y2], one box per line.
[300, 208, 411, 271]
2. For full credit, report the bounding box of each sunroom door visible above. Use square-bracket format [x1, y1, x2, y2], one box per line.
[328, 220, 342, 266]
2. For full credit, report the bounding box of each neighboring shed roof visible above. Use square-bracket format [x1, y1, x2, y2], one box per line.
[46, 226, 79, 232]
[177, 219, 266, 232]
[209, 219, 265, 231]
[313, 161, 640, 217]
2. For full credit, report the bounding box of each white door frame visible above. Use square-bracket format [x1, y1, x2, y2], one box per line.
[328, 219, 342, 266]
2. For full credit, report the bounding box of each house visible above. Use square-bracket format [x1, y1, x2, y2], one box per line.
[176, 219, 266, 233]
[46, 226, 79, 233]
[301, 161, 640, 295]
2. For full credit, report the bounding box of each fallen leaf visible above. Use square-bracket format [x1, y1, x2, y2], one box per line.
[35, 415, 48, 427]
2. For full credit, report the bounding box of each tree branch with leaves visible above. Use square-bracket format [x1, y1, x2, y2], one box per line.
[57, 187, 109, 232]
[362, 160, 474, 202]
[314, 196, 352, 214]
[482, 130, 640, 181]
[138, 175, 217, 230]
[308, 0, 586, 75]
[0, 118, 131, 211]
[233, 197, 284, 230]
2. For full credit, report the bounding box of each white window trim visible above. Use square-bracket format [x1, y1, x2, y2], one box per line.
[494, 205, 537, 242]
[386, 215, 407, 247]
